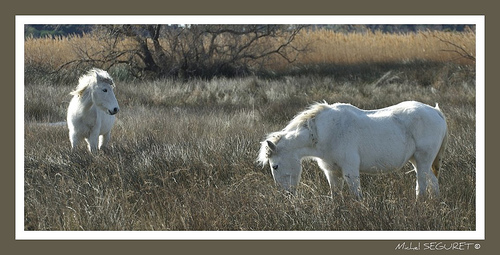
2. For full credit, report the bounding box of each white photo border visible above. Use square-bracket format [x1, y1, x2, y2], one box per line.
[16, 15, 485, 240]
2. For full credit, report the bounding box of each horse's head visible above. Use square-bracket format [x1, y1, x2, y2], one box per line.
[90, 69, 120, 115]
[259, 137, 302, 194]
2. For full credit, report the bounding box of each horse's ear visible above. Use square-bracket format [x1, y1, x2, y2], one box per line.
[94, 69, 113, 85]
[266, 140, 277, 152]
[96, 75, 113, 85]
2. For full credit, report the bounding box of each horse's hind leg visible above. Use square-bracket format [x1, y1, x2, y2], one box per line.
[431, 134, 447, 178]
[413, 155, 440, 199]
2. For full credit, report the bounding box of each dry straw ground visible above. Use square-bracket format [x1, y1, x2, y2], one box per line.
[24, 28, 476, 231]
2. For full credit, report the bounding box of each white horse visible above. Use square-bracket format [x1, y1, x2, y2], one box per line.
[67, 68, 120, 153]
[258, 101, 448, 199]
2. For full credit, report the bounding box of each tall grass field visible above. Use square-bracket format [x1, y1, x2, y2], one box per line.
[23, 28, 476, 231]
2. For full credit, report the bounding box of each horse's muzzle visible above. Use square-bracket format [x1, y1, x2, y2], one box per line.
[108, 107, 120, 115]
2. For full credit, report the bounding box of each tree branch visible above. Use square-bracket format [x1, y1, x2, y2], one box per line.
[435, 35, 475, 62]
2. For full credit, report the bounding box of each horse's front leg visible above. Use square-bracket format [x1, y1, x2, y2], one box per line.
[327, 173, 344, 198]
[86, 127, 101, 153]
[343, 171, 363, 199]
[68, 129, 81, 151]
[99, 131, 111, 150]
[341, 163, 363, 199]
[317, 160, 342, 196]
[340, 154, 363, 199]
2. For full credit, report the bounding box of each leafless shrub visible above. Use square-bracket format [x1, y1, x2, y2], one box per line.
[65, 25, 308, 80]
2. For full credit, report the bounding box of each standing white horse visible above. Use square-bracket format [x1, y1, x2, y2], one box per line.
[258, 101, 447, 199]
[67, 68, 120, 153]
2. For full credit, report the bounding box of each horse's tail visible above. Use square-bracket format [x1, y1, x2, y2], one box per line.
[432, 103, 448, 178]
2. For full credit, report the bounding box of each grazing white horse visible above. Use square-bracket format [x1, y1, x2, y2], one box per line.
[67, 68, 120, 153]
[258, 101, 448, 199]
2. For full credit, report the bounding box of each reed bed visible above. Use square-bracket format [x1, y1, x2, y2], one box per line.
[24, 28, 475, 82]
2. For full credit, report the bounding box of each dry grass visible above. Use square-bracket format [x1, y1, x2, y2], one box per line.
[24, 69, 476, 230]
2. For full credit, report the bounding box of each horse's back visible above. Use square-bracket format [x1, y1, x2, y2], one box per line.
[365, 101, 445, 130]
[315, 101, 446, 172]
[392, 101, 446, 135]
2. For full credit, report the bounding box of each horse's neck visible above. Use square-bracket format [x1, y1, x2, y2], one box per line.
[284, 129, 320, 158]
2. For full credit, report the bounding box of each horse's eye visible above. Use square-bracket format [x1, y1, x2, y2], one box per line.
[272, 165, 279, 170]
[102, 89, 108, 92]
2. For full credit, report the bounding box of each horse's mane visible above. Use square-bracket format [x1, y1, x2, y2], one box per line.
[257, 102, 330, 166]
[70, 68, 114, 97]
[283, 102, 330, 132]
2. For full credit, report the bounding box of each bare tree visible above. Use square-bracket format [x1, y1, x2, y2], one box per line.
[437, 36, 476, 62]
[64, 24, 308, 80]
